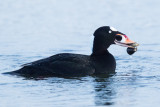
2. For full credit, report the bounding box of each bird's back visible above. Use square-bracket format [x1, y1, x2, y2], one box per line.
[10, 53, 95, 77]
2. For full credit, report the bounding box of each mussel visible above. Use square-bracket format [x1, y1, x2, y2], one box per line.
[127, 47, 137, 55]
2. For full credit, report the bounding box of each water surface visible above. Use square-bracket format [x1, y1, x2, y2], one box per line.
[0, 0, 160, 107]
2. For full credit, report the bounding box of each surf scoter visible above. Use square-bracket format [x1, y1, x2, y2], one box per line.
[5, 26, 139, 77]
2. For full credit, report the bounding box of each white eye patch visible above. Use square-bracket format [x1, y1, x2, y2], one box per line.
[110, 26, 118, 31]
[109, 30, 112, 33]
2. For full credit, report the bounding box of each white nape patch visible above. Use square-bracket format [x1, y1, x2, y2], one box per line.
[110, 26, 118, 31]
[109, 30, 112, 33]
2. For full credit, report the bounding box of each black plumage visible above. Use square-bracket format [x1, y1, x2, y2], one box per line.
[5, 26, 137, 77]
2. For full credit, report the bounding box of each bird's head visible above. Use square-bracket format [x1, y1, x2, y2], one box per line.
[93, 26, 139, 55]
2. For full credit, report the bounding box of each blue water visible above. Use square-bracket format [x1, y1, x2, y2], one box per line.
[0, 0, 160, 107]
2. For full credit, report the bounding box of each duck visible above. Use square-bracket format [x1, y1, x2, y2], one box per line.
[4, 26, 139, 77]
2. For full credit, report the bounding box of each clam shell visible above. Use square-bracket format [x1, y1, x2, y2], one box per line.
[127, 47, 137, 55]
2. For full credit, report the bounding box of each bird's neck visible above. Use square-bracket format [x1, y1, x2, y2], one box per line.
[92, 43, 110, 56]
[92, 49, 110, 56]
[92, 36, 111, 56]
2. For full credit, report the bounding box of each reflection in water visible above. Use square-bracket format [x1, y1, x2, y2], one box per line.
[93, 75, 116, 106]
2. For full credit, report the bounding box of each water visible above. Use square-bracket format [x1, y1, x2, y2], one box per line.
[0, 0, 160, 107]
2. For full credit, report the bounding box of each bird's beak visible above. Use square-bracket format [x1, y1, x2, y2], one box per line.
[114, 34, 139, 48]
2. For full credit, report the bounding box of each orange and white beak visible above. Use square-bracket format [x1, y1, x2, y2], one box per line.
[114, 34, 139, 48]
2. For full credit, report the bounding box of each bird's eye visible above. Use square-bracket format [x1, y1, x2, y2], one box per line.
[109, 30, 112, 33]
[115, 35, 126, 42]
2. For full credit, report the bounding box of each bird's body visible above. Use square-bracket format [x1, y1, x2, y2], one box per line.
[4, 26, 138, 77]
[11, 51, 116, 77]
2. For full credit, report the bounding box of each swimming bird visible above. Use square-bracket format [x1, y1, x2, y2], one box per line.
[5, 26, 139, 77]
